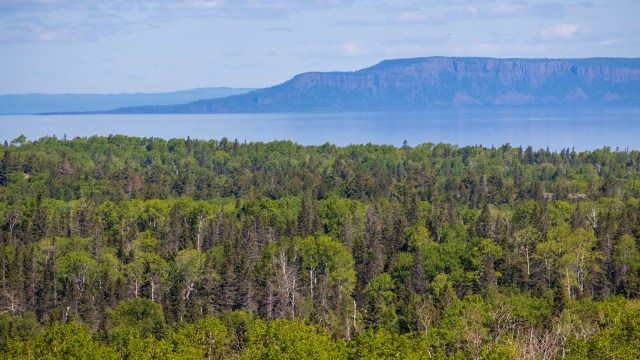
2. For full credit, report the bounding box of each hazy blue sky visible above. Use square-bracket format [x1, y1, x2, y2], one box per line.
[0, 0, 638, 94]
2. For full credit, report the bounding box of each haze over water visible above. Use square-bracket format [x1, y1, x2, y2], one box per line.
[2, 106, 638, 152]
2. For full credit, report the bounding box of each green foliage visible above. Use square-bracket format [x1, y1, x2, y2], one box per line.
[564, 298, 640, 359]
[30, 322, 117, 360]
[347, 328, 430, 359]
[1, 136, 640, 358]
[107, 298, 166, 350]
[299, 235, 355, 291]
[0, 312, 39, 353]
[241, 319, 346, 359]
[161, 316, 231, 359]
[363, 273, 397, 331]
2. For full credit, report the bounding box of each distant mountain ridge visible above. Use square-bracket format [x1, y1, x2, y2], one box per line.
[0, 87, 255, 114]
[56, 57, 640, 114]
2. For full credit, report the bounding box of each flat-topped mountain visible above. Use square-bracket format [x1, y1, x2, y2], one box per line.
[96, 57, 640, 114]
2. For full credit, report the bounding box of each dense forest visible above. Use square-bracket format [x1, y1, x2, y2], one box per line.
[1, 134, 640, 359]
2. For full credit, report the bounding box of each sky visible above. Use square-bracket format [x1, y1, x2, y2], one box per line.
[0, 0, 638, 94]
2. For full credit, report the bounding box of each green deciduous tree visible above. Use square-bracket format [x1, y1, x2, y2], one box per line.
[173, 249, 206, 321]
[32, 322, 117, 360]
[558, 228, 602, 299]
[241, 319, 345, 360]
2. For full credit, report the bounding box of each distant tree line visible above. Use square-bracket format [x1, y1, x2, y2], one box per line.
[1, 135, 640, 358]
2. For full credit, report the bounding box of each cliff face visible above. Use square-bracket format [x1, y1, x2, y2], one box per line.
[364, 57, 640, 84]
[111, 57, 640, 114]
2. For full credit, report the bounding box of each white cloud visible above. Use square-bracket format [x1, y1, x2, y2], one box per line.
[333, 43, 367, 56]
[489, 2, 526, 16]
[173, 0, 222, 11]
[486, 1, 565, 18]
[36, 28, 76, 42]
[380, 1, 564, 26]
[540, 24, 579, 40]
[403, 0, 494, 5]
[382, 43, 429, 57]
[0, 0, 360, 42]
[471, 42, 504, 53]
[265, 26, 294, 32]
[387, 11, 428, 24]
[448, 6, 479, 19]
[598, 38, 621, 46]
[0, 3, 136, 43]
[469, 42, 548, 55]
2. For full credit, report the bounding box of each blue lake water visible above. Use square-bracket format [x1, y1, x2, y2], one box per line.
[1, 106, 639, 151]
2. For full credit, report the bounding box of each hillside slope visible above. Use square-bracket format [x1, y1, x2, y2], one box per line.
[2, 87, 254, 114]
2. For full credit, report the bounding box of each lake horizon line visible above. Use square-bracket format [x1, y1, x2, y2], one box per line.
[2, 105, 639, 152]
